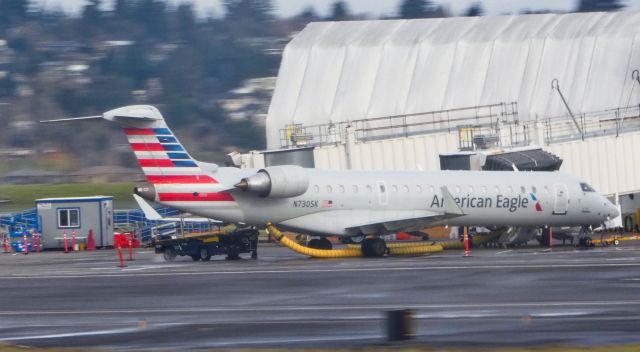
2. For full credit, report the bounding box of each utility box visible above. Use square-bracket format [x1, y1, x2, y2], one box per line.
[35, 196, 114, 249]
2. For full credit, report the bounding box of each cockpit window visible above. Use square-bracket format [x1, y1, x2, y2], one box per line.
[580, 182, 596, 192]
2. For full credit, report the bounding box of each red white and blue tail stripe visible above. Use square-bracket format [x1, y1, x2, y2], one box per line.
[124, 126, 235, 203]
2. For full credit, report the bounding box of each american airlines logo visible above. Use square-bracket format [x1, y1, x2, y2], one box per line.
[530, 193, 543, 212]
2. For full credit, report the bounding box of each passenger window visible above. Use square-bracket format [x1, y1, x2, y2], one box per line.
[495, 186, 500, 193]
[416, 185, 423, 193]
[429, 186, 435, 193]
[544, 186, 549, 194]
[531, 186, 537, 194]
[326, 185, 332, 193]
[403, 185, 410, 193]
[314, 185, 320, 193]
[468, 186, 474, 193]
[481, 186, 487, 194]
[352, 185, 358, 193]
[520, 186, 526, 194]
[392, 185, 399, 193]
[455, 186, 461, 193]
[339, 185, 345, 193]
[507, 186, 513, 194]
[366, 185, 373, 193]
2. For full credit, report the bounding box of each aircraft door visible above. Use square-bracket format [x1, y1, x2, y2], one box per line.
[377, 181, 388, 206]
[553, 184, 569, 215]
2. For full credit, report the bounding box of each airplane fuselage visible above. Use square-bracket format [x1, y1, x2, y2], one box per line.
[153, 166, 616, 237]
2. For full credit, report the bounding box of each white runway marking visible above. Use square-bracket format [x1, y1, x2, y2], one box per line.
[0, 327, 141, 341]
[196, 334, 381, 348]
[496, 250, 513, 255]
[3, 261, 640, 280]
[0, 300, 639, 316]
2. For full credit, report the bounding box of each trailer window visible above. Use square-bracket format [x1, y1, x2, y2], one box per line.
[58, 208, 80, 228]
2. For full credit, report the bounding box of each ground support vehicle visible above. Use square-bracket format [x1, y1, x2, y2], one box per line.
[153, 228, 258, 261]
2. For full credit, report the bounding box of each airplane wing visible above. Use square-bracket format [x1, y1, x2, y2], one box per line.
[280, 186, 465, 236]
[345, 210, 462, 234]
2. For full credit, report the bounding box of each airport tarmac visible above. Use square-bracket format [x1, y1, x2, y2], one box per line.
[0, 242, 639, 350]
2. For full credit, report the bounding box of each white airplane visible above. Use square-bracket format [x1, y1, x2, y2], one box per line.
[43, 105, 619, 256]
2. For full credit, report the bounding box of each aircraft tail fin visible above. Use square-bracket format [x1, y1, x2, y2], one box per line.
[42, 105, 219, 186]
[106, 106, 206, 180]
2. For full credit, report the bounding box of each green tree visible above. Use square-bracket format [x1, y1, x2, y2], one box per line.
[299, 6, 318, 21]
[82, 0, 102, 23]
[464, 2, 484, 16]
[399, 0, 432, 19]
[224, 0, 274, 37]
[329, 1, 350, 21]
[114, 0, 129, 18]
[0, 0, 29, 33]
[225, 0, 273, 22]
[175, 3, 196, 41]
[576, 0, 624, 12]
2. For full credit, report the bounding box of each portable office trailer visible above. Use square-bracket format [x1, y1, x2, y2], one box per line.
[35, 196, 114, 249]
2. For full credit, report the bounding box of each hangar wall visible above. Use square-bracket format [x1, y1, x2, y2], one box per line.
[267, 12, 640, 149]
[310, 129, 640, 196]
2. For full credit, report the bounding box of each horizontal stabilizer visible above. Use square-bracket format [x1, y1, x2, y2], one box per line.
[133, 194, 164, 221]
[133, 194, 222, 223]
[40, 116, 102, 123]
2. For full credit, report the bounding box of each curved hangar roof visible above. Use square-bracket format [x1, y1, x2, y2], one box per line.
[266, 12, 640, 148]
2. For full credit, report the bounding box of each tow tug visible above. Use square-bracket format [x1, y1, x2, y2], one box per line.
[152, 225, 259, 261]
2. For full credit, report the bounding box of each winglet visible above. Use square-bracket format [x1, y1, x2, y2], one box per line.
[133, 194, 163, 221]
[440, 186, 465, 216]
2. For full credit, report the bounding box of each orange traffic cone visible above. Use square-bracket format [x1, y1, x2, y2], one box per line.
[87, 229, 96, 251]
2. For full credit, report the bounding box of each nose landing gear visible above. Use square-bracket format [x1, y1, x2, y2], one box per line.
[577, 226, 595, 248]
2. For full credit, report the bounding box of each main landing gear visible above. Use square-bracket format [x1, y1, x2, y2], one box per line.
[307, 237, 333, 250]
[307, 236, 388, 257]
[361, 237, 387, 257]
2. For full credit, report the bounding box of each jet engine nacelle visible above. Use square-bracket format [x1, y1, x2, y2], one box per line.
[235, 165, 309, 198]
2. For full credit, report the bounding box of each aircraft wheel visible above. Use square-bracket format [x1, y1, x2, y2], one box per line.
[318, 238, 332, 249]
[539, 228, 550, 247]
[191, 255, 200, 261]
[163, 248, 177, 262]
[614, 239, 620, 246]
[199, 247, 212, 261]
[585, 237, 594, 247]
[308, 238, 332, 250]
[226, 252, 240, 260]
[578, 237, 586, 247]
[361, 238, 386, 257]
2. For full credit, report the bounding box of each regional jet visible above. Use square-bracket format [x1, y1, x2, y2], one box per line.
[43, 105, 619, 256]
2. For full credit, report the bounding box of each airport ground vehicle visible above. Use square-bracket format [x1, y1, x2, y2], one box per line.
[153, 228, 258, 261]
